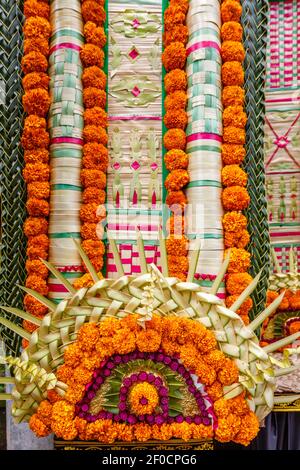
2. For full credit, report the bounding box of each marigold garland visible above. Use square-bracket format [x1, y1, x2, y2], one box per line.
[220, 1, 253, 322]
[21, 0, 51, 342]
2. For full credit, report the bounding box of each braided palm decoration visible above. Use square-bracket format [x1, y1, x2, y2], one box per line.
[0, 0, 26, 355]
[0, 241, 299, 425]
[241, 0, 271, 319]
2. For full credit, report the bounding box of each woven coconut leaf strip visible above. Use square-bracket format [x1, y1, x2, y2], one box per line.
[241, 0, 271, 320]
[0, 0, 26, 356]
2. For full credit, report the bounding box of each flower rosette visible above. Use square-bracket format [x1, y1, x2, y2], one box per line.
[220, 0, 253, 322]
[162, 0, 190, 282]
[29, 315, 259, 445]
[21, 0, 51, 343]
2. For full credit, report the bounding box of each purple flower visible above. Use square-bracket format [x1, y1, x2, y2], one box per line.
[120, 386, 127, 395]
[155, 415, 164, 425]
[203, 417, 211, 426]
[138, 415, 145, 422]
[103, 368, 111, 377]
[170, 361, 178, 371]
[188, 385, 196, 394]
[128, 415, 137, 424]
[159, 387, 168, 397]
[157, 353, 164, 362]
[164, 356, 171, 365]
[185, 417, 192, 424]
[149, 353, 155, 361]
[86, 415, 93, 423]
[167, 417, 174, 424]
[115, 355, 122, 364]
[161, 397, 168, 405]
[85, 382, 92, 390]
[154, 377, 162, 387]
[92, 383, 99, 391]
[186, 378, 193, 386]
[96, 376, 103, 385]
[92, 371, 98, 379]
[78, 412, 85, 419]
[178, 366, 185, 375]
[119, 402, 127, 411]
[114, 414, 121, 422]
[147, 373, 155, 383]
[175, 415, 184, 423]
[146, 415, 154, 424]
[107, 361, 114, 369]
[87, 391, 95, 400]
[130, 373, 138, 383]
[123, 354, 130, 363]
[120, 411, 128, 421]
[140, 397, 148, 405]
[123, 377, 132, 387]
[82, 404, 89, 412]
[137, 352, 144, 359]
[106, 412, 113, 420]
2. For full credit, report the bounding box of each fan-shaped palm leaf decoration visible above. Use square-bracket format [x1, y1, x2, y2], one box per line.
[0, 238, 300, 446]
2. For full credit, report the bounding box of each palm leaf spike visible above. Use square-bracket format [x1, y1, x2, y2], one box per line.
[209, 250, 230, 295]
[271, 247, 281, 273]
[107, 235, 124, 277]
[289, 246, 297, 273]
[229, 270, 262, 314]
[0, 317, 31, 341]
[40, 259, 77, 294]
[255, 394, 300, 406]
[158, 227, 168, 277]
[263, 331, 300, 353]
[186, 237, 202, 283]
[73, 239, 100, 283]
[0, 307, 42, 326]
[274, 365, 300, 378]
[18, 286, 57, 312]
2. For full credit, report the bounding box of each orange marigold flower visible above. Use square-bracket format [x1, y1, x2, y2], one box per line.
[222, 186, 250, 211]
[215, 414, 241, 443]
[21, 51, 48, 75]
[80, 203, 102, 224]
[82, 239, 105, 258]
[221, 164, 247, 187]
[166, 235, 188, 256]
[22, 88, 50, 116]
[81, 222, 98, 240]
[29, 414, 51, 438]
[27, 181, 50, 199]
[23, 37, 49, 56]
[221, 41, 245, 63]
[83, 125, 108, 145]
[37, 400, 52, 427]
[21, 127, 49, 150]
[224, 229, 250, 249]
[205, 381, 223, 402]
[82, 1, 106, 25]
[73, 271, 102, 289]
[24, 148, 49, 164]
[164, 149, 188, 171]
[221, 21, 243, 42]
[226, 272, 253, 295]
[223, 211, 247, 232]
[80, 43, 104, 68]
[164, 91, 187, 111]
[84, 21, 106, 47]
[164, 128, 186, 151]
[165, 169, 189, 191]
[73, 366, 92, 385]
[80, 169, 106, 188]
[26, 245, 47, 260]
[136, 328, 161, 352]
[164, 109, 188, 130]
[130, 382, 159, 417]
[221, 0, 242, 23]
[214, 398, 231, 418]
[82, 66, 106, 89]
[83, 87, 106, 108]
[83, 187, 106, 204]
[26, 198, 49, 217]
[233, 412, 259, 446]
[289, 295, 300, 310]
[47, 389, 61, 404]
[225, 247, 251, 274]
[26, 259, 48, 279]
[24, 216, 48, 237]
[195, 330, 217, 354]
[169, 0, 189, 14]
[166, 190, 187, 211]
[266, 289, 279, 306]
[218, 358, 239, 385]
[24, 293, 48, 316]
[164, 69, 187, 94]
[64, 342, 83, 367]
[164, 5, 186, 30]
[84, 107, 107, 127]
[223, 126, 245, 145]
[24, 115, 46, 129]
[240, 315, 250, 325]
[22, 72, 49, 91]
[23, 17, 51, 40]
[163, 24, 189, 47]
[24, 0, 50, 19]
[222, 86, 244, 107]
[27, 233, 49, 251]
[162, 42, 186, 72]
[56, 364, 74, 384]
[77, 323, 100, 351]
[168, 270, 187, 281]
[222, 61, 244, 86]
[221, 143, 246, 165]
[166, 214, 185, 235]
[23, 319, 38, 334]
[223, 105, 247, 128]
[112, 327, 136, 354]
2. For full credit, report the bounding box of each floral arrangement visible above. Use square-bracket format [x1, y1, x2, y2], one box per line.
[28, 315, 259, 445]
[73, 0, 108, 290]
[162, 0, 190, 282]
[21, 0, 51, 344]
[220, 0, 253, 323]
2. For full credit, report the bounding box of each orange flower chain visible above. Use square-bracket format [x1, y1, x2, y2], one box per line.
[74, 0, 108, 289]
[220, 0, 253, 324]
[21, 0, 51, 341]
[162, 0, 190, 282]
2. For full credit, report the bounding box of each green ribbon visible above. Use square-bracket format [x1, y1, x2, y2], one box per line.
[186, 180, 222, 189]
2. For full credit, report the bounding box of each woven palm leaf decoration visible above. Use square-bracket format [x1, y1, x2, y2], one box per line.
[1, 239, 299, 446]
[0, 0, 26, 356]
